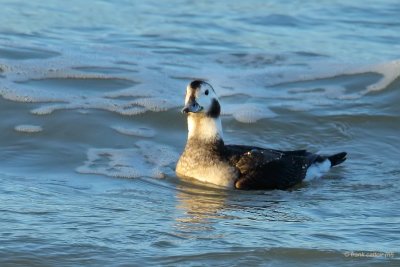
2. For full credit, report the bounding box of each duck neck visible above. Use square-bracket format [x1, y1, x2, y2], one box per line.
[187, 114, 224, 145]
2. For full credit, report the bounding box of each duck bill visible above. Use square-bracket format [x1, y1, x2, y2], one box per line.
[181, 99, 203, 114]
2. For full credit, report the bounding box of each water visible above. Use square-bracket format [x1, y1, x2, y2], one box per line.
[1, 0, 399, 266]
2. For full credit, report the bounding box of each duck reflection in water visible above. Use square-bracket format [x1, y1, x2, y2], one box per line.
[173, 179, 308, 240]
[174, 180, 229, 237]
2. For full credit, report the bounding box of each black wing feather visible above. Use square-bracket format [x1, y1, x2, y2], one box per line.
[225, 145, 312, 190]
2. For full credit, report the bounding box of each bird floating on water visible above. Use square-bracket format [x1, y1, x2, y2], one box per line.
[176, 80, 347, 190]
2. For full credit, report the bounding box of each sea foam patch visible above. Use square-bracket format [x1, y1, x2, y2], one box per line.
[77, 141, 179, 179]
[1, 42, 399, 122]
[363, 60, 400, 94]
[14, 124, 43, 133]
[223, 103, 277, 123]
[112, 126, 155, 138]
[0, 43, 183, 117]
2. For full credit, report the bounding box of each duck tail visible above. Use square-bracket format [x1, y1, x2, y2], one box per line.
[328, 152, 347, 167]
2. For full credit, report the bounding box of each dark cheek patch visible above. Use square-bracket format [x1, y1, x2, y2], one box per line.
[207, 98, 221, 118]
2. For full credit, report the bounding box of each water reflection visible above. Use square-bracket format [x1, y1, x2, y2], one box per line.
[174, 181, 229, 237]
[173, 179, 310, 241]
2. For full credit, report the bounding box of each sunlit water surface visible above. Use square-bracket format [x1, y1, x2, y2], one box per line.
[1, 0, 399, 266]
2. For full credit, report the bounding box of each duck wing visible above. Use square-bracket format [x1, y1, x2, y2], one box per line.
[225, 145, 314, 190]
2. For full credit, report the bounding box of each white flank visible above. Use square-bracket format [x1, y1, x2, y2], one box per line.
[178, 164, 237, 189]
[305, 159, 331, 181]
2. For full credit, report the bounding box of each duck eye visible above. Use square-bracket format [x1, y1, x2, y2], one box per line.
[205, 90, 209, 96]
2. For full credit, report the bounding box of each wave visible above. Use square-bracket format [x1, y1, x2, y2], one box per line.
[1, 42, 399, 124]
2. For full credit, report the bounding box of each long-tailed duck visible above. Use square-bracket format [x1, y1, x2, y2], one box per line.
[176, 80, 347, 190]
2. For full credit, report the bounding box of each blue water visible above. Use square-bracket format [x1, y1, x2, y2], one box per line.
[1, 0, 399, 266]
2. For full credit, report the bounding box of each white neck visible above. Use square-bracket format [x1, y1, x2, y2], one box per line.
[187, 114, 223, 142]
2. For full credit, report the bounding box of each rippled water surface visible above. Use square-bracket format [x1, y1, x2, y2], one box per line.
[1, 0, 399, 266]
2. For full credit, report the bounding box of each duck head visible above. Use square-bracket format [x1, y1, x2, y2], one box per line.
[182, 80, 223, 141]
[182, 80, 221, 118]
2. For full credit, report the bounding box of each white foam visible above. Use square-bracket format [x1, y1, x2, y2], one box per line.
[112, 126, 155, 138]
[225, 59, 397, 115]
[0, 48, 183, 117]
[1, 42, 399, 123]
[133, 97, 176, 112]
[287, 60, 400, 99]
[0, 86, 64, 103]
[0, 63, 13, 73]
[76, 141, 179, 179]
[30, 104, 63, 115]
[223, 103, 277, 123]
[14, 124, 43, 133]
[304, 159, 331, 181]
[364, 60, 400, 93]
